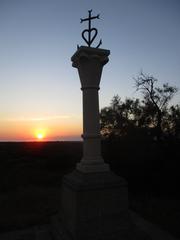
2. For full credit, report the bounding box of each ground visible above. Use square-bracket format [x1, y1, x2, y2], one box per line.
[0, 141, 179, 239]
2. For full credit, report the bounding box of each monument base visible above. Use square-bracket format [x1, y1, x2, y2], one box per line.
[60, 170, 150, 240]
[76, 161, 110, 172]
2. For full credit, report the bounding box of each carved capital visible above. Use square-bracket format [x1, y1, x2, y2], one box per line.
[71, 46, 110, 68]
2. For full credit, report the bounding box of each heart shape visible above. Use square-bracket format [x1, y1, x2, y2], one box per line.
[82, 28, 98, 47]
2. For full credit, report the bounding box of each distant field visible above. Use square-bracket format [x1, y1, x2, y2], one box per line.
[0, 141, 179, 238]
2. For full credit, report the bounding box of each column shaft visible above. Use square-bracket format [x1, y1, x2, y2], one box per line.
[82, 88, 102, 163]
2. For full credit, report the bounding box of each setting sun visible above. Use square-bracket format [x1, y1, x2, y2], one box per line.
[35, 129, 46, 141]
[37, 133, 44, 140]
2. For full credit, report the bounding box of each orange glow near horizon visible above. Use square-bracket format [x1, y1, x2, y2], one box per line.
[0, 117, 82, 141]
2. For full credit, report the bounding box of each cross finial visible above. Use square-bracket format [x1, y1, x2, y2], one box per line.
[80, 10, 102, 48]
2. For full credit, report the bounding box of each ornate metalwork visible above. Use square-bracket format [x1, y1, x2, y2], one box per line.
[80, 10, 102, 48]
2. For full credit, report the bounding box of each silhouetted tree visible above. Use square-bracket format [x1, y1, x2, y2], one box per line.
[100, 72, 179, 141]
[166, 105, 180, 138]
[100, 95, 143, 139]
[134, 72, 178, 140]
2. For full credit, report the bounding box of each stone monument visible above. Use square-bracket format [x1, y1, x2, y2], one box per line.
[60, 10, 150, 240]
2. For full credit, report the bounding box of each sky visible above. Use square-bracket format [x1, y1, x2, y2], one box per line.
[0, 0, 180, 141]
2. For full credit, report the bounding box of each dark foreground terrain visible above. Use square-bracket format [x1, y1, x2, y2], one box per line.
[0, 140, 179, 238]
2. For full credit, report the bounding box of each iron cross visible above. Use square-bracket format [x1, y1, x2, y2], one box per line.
[80, 10, 102, 48]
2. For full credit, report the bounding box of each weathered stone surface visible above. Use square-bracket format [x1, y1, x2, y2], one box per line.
[61, 170, 133, 240]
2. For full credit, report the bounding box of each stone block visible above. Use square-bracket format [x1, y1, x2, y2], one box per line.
[61, 170, 133, 240]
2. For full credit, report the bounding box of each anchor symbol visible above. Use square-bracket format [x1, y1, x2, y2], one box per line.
[80, 10, 102, 48]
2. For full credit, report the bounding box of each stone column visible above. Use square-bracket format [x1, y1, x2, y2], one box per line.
[59, 46, 149, 240]
[71, 46, 110, 172]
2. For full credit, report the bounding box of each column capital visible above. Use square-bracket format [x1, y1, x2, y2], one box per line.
[71, 46, 110, 68]
[71, 46, 110, 90]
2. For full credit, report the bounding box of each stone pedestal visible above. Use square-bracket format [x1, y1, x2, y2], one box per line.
[62, 170, 131, 240]
[61, 171, 149, 240]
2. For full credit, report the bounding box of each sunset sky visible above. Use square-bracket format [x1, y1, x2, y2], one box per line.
[0, 0, 180, 141]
